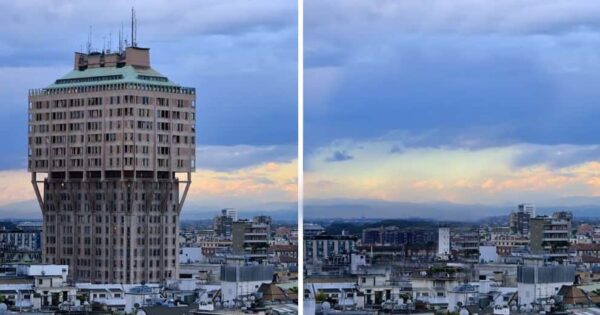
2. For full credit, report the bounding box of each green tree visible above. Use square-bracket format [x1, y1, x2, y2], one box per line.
[315, 292, 328, 303]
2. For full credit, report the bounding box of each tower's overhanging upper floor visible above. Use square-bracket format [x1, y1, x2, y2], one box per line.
[28, 46, 197, 179]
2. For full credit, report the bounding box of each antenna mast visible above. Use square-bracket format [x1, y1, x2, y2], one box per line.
[107, 31, 112, 53]
[118, 23, 124, 53]
[86, 26, 92, 53]
[131, 7, 137, 47]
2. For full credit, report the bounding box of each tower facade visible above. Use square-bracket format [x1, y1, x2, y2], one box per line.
[28, 46, 196, 284]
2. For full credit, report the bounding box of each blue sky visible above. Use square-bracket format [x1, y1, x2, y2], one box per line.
[0, 0, 297, 216]
[305, 1, 600, 206]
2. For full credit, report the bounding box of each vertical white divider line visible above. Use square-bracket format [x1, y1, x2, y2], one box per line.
[297, 0, 304, 311]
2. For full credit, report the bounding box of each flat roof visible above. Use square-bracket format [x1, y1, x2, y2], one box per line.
[46, 65, 182, 89]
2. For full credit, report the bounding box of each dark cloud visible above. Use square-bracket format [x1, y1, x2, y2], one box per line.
[305, 31, 600, 152]
[512, 144, 600, 169]
[325, 151, 354, 162]
[389, 143, 407, 154]
[196, 145, 296, 171]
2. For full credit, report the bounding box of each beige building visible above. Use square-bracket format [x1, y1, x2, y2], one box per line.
[28, 45, 196, 284]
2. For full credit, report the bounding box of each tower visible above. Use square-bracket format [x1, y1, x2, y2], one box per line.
[437, 227, 450, 258]
[28, 42, 196, 283]
[518, 203, 535, 217]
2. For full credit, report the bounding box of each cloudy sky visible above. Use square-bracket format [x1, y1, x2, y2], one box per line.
[305, 1, 600, 207]
[0, 0, 297, 217]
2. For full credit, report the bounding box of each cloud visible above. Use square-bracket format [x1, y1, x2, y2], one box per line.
[0, 170, 34, 207]
[325, 150, 354, 162]
[0, 0, 296, 66]
[305, 1, 600, 152]
[188, 160, 297, 204]
[305, 138, 600, 205]
[389, 144, 405, 154]
[512, 144, 600, 169]
[196, 144, 296, 171]
[306, 1, 600, 41]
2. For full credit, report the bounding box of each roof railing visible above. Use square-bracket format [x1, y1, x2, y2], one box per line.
[29, 83, 195, 96]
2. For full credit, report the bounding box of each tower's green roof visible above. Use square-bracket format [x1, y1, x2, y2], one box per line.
[46, 65, 181, 89]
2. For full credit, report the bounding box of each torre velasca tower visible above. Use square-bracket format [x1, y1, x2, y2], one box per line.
[28, 43, 196, 283]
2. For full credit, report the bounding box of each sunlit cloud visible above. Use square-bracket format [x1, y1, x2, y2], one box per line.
[0, 158, 297, 214]
[0, 170, 33, 207]
[305, 139, 600, 205]
[190, 160, 297, 203]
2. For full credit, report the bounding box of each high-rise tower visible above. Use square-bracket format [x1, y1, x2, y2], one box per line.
[28, 41, 196, 283]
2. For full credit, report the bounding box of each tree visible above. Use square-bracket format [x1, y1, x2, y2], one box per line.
[315, 292, 328, 303]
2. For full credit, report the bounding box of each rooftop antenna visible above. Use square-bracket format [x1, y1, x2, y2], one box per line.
[118, 23, 124, 53]
[107, 31, 112, 53]
[131, 7, 137, 47]
[86, 26, 92, 53]
[102, 36, 106, 53]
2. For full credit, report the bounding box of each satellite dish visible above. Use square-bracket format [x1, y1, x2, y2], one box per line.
[322, 302, 331, 310]
[136, 311, 147, 315]
[0, 304, 7, 311]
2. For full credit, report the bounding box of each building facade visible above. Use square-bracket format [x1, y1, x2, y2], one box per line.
[529, 212, 572, 261]
[0, 228, 41, 251]
[28, 46, 196, 283]
[213, 209, 235, 238]
[304, 234, 358, 265]
[231, 220, 270, 263]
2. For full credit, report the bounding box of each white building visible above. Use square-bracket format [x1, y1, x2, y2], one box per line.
[437, 227, 450, 258]
[518, 203, 536, 217]
[517, 265, 574, 307]
[179, 247, 204, 264]
[479, 245, 499, 263]
[0, 265, 76, 311]
[350, 253, 368, 273]
[304, 276, 362, 309]
[219, 265, 273, 303]
[224, 208, 238, 221]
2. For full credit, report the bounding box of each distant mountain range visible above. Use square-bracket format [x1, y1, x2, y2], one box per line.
[0, 199, 298, 222]
[3, 197, 599, 222]
[304, 198, 600, 221]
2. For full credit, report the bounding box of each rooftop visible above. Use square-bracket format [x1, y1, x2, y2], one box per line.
[30, 47, 194, 95]
[47, 65, 181, 89]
